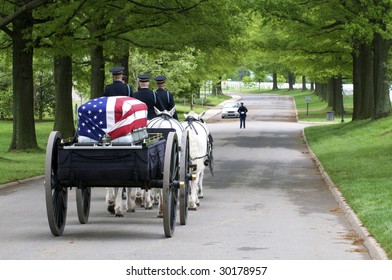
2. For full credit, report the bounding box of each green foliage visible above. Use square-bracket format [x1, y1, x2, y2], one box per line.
[124, 47, 199, 99]
[0, 49, 13, 118]
[242, 76, 254, 88]
[1, 0, 250, 147]
[227, 67, 252, 81]
[29, 0, 248, 101]
[34, 73, 55, 120]
[248, 0, 353, 82]
[0, 88, 12, 119]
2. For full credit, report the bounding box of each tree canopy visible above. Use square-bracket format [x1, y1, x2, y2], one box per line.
[1, 0, 392, 149]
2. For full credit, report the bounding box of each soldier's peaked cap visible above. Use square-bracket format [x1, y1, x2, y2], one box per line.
[109, 66, 124, 75]
[138, 74, 151, 82]
[154, 75, 166, 83]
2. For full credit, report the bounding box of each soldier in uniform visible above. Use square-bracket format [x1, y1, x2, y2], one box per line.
[154, 75, 178, 120]
[238, 102, 248, 129]
[103, 66, 132, 97]
[132, 74, 157, 119]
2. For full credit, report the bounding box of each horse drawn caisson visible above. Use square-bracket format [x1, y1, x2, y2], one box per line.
[44, 96, 191, 238]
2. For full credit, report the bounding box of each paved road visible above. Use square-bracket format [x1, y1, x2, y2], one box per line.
[0, 93, 371, 260]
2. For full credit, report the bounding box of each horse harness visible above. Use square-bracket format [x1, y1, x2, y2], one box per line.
[183, 117, 214, 173]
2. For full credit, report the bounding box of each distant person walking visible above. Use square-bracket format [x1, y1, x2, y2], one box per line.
[238, 102, 248, 129]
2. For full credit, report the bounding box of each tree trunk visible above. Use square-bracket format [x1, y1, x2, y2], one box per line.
[272, 72, 278, 90]
[314, 83, 321, 98]
[332, 76, 343, 115]
[373, 33, 391, 119]
[316, 83, 327, 101]
[9, 11, 38, 151]
[215, 78, 222, 95]
[53, 56, 75, 138]
[352, 47, 362, 120]
[326, 78, 334, 108]
[88, 21, 109, 99]
[288, 72, 295, 90]
[90, 45, 105, 99]
[302, 76, 307, 91]
[360, 43, 374, 119]
[113, 43, 130, 77]
[37, 96, 44, 121]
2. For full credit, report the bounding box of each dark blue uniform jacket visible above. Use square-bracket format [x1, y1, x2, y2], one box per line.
[104, 81, 132, 97]
[133, 88, 157, 119]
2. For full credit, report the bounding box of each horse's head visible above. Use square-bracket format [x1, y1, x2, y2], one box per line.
[154, 106, 176, 119]
[184, 111, 206, 123]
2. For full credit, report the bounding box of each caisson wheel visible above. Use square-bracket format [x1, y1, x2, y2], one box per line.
[162, 132, 179, 237]
[76, 187, 91, 224]
[179, 131, 190, 225]
[45, 131, 68, 236]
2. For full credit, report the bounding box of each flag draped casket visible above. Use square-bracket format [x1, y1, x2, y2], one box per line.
[77, 96, 148, 141]
[56, 96, 167, 185]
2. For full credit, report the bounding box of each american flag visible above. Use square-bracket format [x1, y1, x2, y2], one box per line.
[77, 96, 148, 141]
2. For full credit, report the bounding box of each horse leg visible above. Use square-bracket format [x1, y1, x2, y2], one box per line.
[114, 187, 126, 217]
[188, 171, 200, 211]
[135, 187, 143, 207]
[197, 169, 205, 200]
[153, 188, 160, 206]
[126, 187, 136, 213]
[143, 189, 153, 210]
[157, 189, 163, 218]
[105, 188, 116, 214]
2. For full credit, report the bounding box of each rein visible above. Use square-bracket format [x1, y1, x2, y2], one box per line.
[153, 113, 182, 130]
[184, 117, 210, 161]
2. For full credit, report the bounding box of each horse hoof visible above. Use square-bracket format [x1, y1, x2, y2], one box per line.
[157, 213, 163, 218]
[127, 209, 135, 213]
[107, 205, 115, 215]
[188, 207, 197, 211]
[145, 206, 153, 210]
[115, 213, 124, 217]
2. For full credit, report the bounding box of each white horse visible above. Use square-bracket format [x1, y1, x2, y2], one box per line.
[105, 107, 183, 218]
[139, 107, 184, 217]
[181, 111, 211, 210]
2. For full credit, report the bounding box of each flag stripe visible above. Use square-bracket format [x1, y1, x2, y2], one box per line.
[108, 119, 147, 139]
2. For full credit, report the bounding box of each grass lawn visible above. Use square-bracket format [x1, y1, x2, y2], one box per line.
[0, 121, 53, 184]
[304, 118, 392, 259]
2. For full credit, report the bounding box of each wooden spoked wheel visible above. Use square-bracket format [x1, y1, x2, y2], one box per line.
[179, 131, 190, 225]
[45, 131, 68, 236]
[162, 132, 179, 237]
[76, 186, 91, 224]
